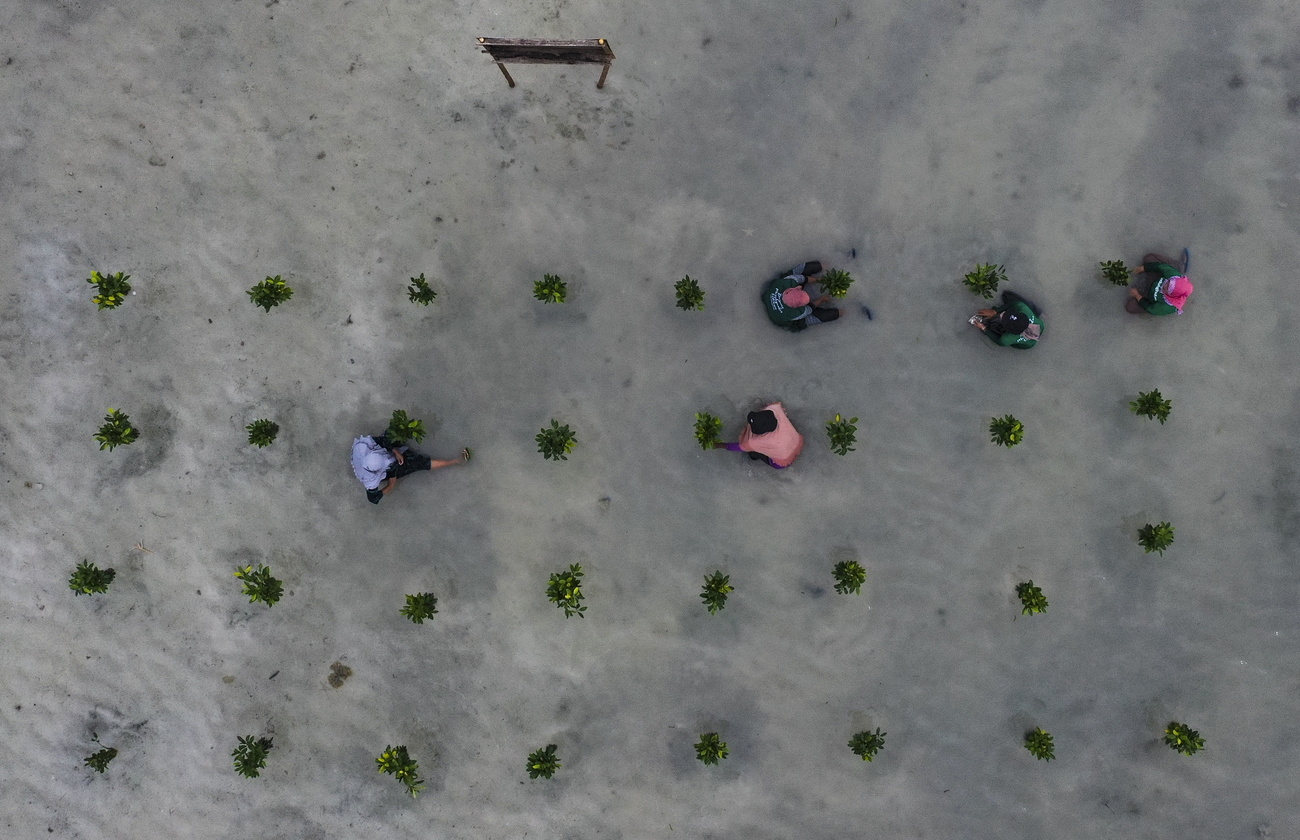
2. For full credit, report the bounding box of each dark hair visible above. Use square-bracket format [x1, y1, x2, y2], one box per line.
[747, 410, 778, 435]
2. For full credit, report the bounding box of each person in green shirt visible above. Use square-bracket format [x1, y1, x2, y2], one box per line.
[761, 260, 841, 331]
[969, 290, 1044, 349]
[1126, 250, 1193, 315]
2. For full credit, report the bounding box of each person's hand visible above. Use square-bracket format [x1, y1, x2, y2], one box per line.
[1128, 288, 1142, 299]
[393, 449, 405, 466]
[813, 296, 831, 307]
[977, 309, 997, 318]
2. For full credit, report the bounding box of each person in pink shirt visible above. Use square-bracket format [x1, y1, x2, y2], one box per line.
[713, 402, 805, 469]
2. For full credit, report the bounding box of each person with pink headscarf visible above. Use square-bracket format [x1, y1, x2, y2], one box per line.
[1127, 251, 1193, 316]
[713, 402, 805, 469]
[761, 260, 841, 331]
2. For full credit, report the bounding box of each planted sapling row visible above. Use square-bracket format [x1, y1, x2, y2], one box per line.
[694, 732, 728, 765]
[674, 275, 705, 311]
[384, 409, 426, 446]
[84, 746, 118, 773]
[246, 419, 279, 448]
[1023, 727, 1054, 760]
[87, 270, 132, 310]
[233, 736, 274, 778]
[825, 414, 859, 456]
[1130, 389, 1172, 424]
[533, 274, 567, 304]
[819, 268, 854, 298]
[1100, 260, 1130, 286]
[407, 273, 437, 306]
[832, 560, 867, 595]
[247, 275, 293, 312]
[400, 592, 438, 624]
[536, 420, 577, 460]
[693, 412, 723, 450]
[1015, 580, 1048, 615]
[234, 564, 284, 607]
[376, 745, 424, 796]
[546, 563, 586, 617]
[69, 561, 116, 596]
[988, 415, 1024, 448]
[848, 728, 885, 762]
[1137, 521, 1174, 555]
[95, 409, 139, 451]
[526, 744, 561, 779]
[963, 263, 1006, 299]
[1164, 721, 1205, 756]
[700, 571, 733, 614]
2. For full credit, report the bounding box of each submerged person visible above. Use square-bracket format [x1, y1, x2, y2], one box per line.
[969, 290, 1044, 349]
[762, 260, 841, 331]
[1126, 250, 1193, 315]
[713, 402, 805, 469]
[351, 433, 468, 504]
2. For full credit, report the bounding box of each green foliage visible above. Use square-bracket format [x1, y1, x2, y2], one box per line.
[674, 275, 705, 311]
[963, 263, 1007, 299]
[694, 732, 728, 765]
[832, 560, 867, 595]
[376, 745, 424, 797]
[533, 274, 567, 304]
[546, 563, 586, 618]
[989, 415, 1024, 448]
[1016, 580, 1048, 615]
[693, 411, 723, 450]
[825, 414, 859, 456]
[232, 736, 274, 778]
[1164, 721, 1205, 756]
[1130, 389, 1172, 424]
[1023, 727, 1055, 760]
[87, 270, 132, 310]
[526, 744, 561, 779]
[1100, 260, 1130, 286]
[95, 408, 139, 451]
[820, 268, 854, 298]
[400, 592, 439, 624]
[384, 409, 426, 446]
[407, 273, 437, 305]
[536, 420, 577, 460]
[245, 419, 279, 447]
[848, 728, 886, 762]
[700, 571, 733, 614]
[247, 275, 293, 312]
[69, 561, 116, 596]
[84, 746, 118, 773]
[1138, 521, 1175, 555]
[234, 564, 284, 607]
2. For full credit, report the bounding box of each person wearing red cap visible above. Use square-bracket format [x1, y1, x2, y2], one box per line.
[713, 402, 805, 469]
[1126, 250, 1193, 315]
[761, 261, 841, 331]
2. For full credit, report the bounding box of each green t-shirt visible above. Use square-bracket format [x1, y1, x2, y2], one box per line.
[762, 275, 813, 328]
[991, 301, 1043, 349]
[1139, 262, 1180, 315]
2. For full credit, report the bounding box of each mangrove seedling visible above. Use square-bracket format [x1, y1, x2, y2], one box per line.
[989, 414, 1024, 448]
[825, 414, 859, 456]
[546, 563, 586, 617]
[695, 732, 728, 765]
[384, 409, 426, 446]
[848, 728, 886, 762]
[245, 419, 279, 448]
[232, 736, 274, 778]
[247, 275, 293, 312]
[69, 561, 116, 596]
[407, 273, 437, 306]
[400, 592, 439, 624]
[693, 411, 723, 450]
[700, 571, 733, 614]
[832, 560, 867, 595]
[1138, 521, 1174, 555]
[1100, 260, 1130, 286]
[963, 263, 1007, 299]
[674, 275, 705, 310]
[95, 408, 139, 451]
[84, 746, 118, 773]
[234, 564, 284, 607]
[376, 745, 424, 797]
[820, 268, 854, 298]
[1023, 727, 1055, 761]
[1164, 721, 1205, 756]
[526, 743, 561, 779]
[1016, 580, 1048, 615]
[1130, 389, 1172, 424]
[536, 420, 577, 460]
[87, 270, 132, 310]
[533, 273, 567, 304]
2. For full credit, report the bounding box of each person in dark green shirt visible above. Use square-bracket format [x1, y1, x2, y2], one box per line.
[970, 290, 1044, 349]
[761, 260, 841, 331]
[1126, 251, 1193, 315]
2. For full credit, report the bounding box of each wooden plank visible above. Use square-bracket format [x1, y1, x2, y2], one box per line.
[477, 37, 615, 88]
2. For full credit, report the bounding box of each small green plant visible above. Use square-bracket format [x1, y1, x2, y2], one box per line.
[820, 268, 854, 298]
[962, 263, 1007, 299]
[1138, 521, 1175, 555]
[1015, 580, 1048, 615]
[825, 414, 859, 456]
[536, 420, 577, 460]
[84, 746, 118, 773]
[694, 732, 728, 765]
[376, 745, 424, 797]
[1100, 260, 1130, 286]
[384, 409, 426, 446]
[247, 275, 293, 312]
[1130, 389, 1172, 424]
[234, 564, 284, 607]
[1023, 727, 1055, 760]
[232, 736, 274, 778]
[546, 563, 585, 617]
[832, 560, 867, 595]
[848, 728, 886, 762]
[533, 274, 567, 304]
[406, 273, 437, 305]
[69, 561, 116, 596]
[1164, 721, 1205, 756]
[87, 270, 132, 310]
[700, 571, 733, 614]
[400, 592, 439, 624]
[674, 275, 705, 310]
[245, 419, 279, 447]
[94, 408, 139, 451]
[693, 411, 723, 450]
[989, 415, 1024, 448]
[526, 743, 561, 779]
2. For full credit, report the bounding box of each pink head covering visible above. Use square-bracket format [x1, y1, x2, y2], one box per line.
[782, 287, 811, 308]
[1162, 276, 1193, 311]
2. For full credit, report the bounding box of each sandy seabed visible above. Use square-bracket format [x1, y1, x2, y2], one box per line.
[3, 0, 1299, 837]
